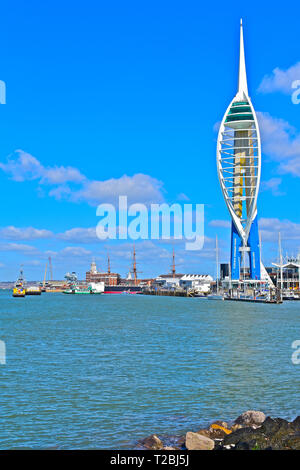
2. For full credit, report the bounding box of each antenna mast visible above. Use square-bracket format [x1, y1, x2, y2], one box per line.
[171, 247, 176, 279]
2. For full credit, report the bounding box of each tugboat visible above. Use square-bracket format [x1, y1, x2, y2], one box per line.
[12, 267, 26, 298]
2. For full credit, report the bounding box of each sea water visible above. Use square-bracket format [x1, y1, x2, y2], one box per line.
[0, 291, 299, 449]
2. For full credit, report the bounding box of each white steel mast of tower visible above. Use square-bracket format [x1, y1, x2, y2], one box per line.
[237, 19, 248, 101]
[278, 232, 283, 298]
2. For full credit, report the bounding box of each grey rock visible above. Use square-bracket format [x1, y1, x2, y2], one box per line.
[139, 434, 163, 450]
[223, 416, 298, 450]
[235, 410, 266, 428]
[185, 432, 215, 450]
[291, 416, 300, 431]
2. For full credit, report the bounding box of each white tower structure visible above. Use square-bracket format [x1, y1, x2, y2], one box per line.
[217, 19, 261, 280]
[90, 259, 98, 274]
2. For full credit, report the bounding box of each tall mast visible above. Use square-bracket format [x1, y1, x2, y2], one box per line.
[216, 235, 219, 294]
[237, 18, 249, 100]
[259, 230, 262, 264]
[278, 232, 283, 297]
[172, 247, 176, 279]
[133, 245, 137, 286]
[107, 252, 111, 274]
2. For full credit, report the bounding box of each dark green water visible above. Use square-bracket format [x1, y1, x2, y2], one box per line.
[0, 290, 299, 449]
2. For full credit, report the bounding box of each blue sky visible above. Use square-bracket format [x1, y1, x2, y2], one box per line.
[1, 0, 300, 280]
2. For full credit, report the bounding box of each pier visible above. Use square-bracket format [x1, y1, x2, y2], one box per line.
[142, 288, 202, 297]
[224, 297, 282, 304]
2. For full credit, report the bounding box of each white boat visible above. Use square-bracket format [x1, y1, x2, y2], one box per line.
[89, 282, 105, 293]
[206, 294, 224, 300]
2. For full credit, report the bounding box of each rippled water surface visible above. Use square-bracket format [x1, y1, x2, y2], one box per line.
[0, 291, 299, 448]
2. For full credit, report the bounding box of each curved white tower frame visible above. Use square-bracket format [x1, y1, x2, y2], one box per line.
[217, 20, 261, 280]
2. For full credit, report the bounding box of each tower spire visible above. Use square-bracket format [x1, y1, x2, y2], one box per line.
[237, 18, 248, 99]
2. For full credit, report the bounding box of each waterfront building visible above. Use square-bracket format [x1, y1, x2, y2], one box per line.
[217, 20, 262, 281]
[154, 274, 184, 288]
[85, 259, 154, 289]
[179, 274, 213, 292]
[154, 273, 213, 292]
[86, 260, 120, 286]
[267, 256, 300, 291]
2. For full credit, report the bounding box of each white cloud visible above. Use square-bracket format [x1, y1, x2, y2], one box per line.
[257, 111, 300, 176]
[0, 151, 43, 182]
[0, 150, 165, 206]
[0, 150, 85, 184]
[259, 218, 300, 242]
[42, 166, 85, 185]
[208, 216, 300, 242]
[0, 226, 53, 240]
[23, 259, 42, 267]
[260, 178, 284, 196]
[73, 173, 164, 206]
[209, 219, 231, 228]
[48, 185, 72, 200]
[58, 246, 92, 257]
[0, 243, 37, 252]
[58, 227, 97, 243]
[258, 62, 300, 94]
[176, 192, 190, 201]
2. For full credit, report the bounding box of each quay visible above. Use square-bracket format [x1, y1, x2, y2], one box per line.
[224, 297, 282, 304]
[142, 288, 201, 297]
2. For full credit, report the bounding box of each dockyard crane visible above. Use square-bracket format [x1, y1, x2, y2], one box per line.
[43, 262, 48, 289]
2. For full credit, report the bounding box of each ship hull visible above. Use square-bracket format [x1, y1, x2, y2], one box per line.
[104, 285, 142, 294]
[62, 290, 102, 294]
[26, 289, 41, 295]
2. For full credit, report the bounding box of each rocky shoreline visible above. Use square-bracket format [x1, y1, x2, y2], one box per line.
[136, 411, 300, 450]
